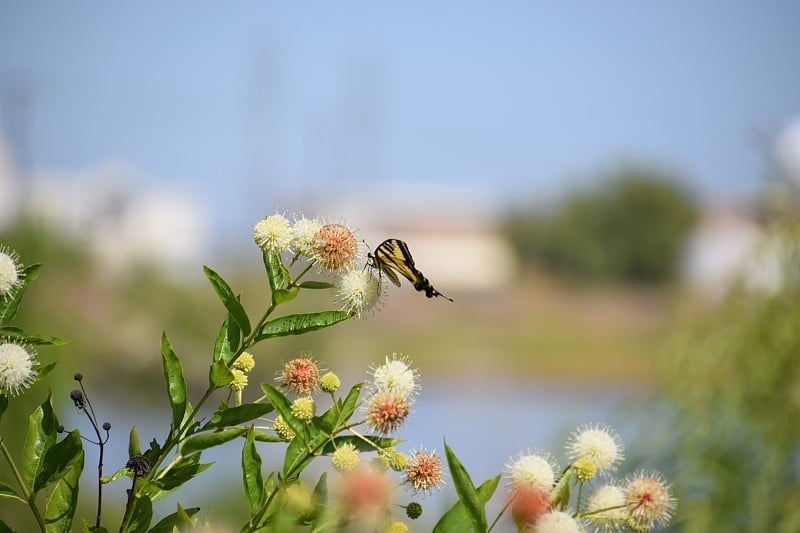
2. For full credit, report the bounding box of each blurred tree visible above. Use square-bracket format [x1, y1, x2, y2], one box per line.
[504, 167, 698, 283]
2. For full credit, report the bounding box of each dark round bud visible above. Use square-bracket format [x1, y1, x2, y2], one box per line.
[73, 372, 83, 381]
[126, 455, 151, 477]
[406, 501, 423, 520]
[69, 389, 85, 408]
[102, 422, 111, 431]
[57, 425, 65, 433]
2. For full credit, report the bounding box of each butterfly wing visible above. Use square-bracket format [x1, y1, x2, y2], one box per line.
[370, 239, 453, 301]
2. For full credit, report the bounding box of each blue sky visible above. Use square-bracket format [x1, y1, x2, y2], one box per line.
[1, 2, 799, 232]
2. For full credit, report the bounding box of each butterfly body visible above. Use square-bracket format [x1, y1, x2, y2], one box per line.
[367, 238, 453, 302]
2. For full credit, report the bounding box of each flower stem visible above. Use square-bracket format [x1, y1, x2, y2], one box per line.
[1, 439, 45, 531]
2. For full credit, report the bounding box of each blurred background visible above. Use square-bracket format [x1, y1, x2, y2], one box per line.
[1, 2, 799, 531]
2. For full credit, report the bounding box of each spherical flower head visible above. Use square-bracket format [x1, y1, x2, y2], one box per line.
[320, 371, 341, 393]
[0, 247, 21, 298]
[387, 521, 409, 533]
[0, 342, 37, 396]
[274, 415, 295, 442]
[566, 423, 624, 473]
[229, 369, 248, 392]
[254, 214, 293, 254]
[279, 357, 321, 396]
[405, 501, 423, 520]
[337, 467, 392, 519]
[366, 391, 410, 434]
[285, 482, 315, 515]
[573, 456, 598, 482]
[336, 268, 382, 318]
[505, 450, 560, 494]
[291, 397, 316, 421]
[623, 470, 676, 531]
[405, 448, 444, 495]
[312, 223, 359, 271]
[532, 510, 583, 533]
[510, 487, 551, 529]
[386, 449, 408, 472]
[370, 354, 419, 402]
[332, 442, 361, 472]
[233, 352, 255, 373]
[585, 484, 627, 533]
[291, 216, 322, 258]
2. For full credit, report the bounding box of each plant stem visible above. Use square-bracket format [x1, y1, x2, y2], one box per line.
[1, 440, 46, 531]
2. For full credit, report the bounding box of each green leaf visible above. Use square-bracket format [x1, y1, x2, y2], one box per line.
[242, 426, 265, 515]
[259, 383, 304, 437]
[160, 332, 187, 432]
[23, 390, 59, 487]
[35, 361, 57, 381]
[433, 475, 501, 533]
[443, 440, 486, 533]
[0, 520, 14, 533]
[254, 311, 352, 341]
[209, 359, 234, 389]
[0, 263, 40, 325]
[282, 436, 314, 479]
[309, 472, 328, 524]
[0, 481, 24, 503]
[146, 454, 213, 501]
[0, 394, 7, 420]
[253, 431, 284, 443]
[552, 466, 572, 510]
[124, 494, 153, 533]
[203, 403, 274, 430]
[204, 266, 251, 336]
[148, 504, 199, 533]
[272, 287, 299, 305]
[0, 328, 69, 346]
[298, 281, 334, 290]
[129, 427, 142, 458]
[264, 252, 290, 294]
[101, 466, 132, 484]
[179, 427, 247, 455]
[213, 315, 240, 365]
[35, 430, 83, 491]
[316, 383, 363, 434]
[44, 446, 83, 533]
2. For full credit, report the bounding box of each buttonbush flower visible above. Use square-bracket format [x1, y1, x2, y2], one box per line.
[337, 467, 391, 519]
[233, 351, 255, 373]
[0, 246, 21, 298]
[369, 354, 419, 402]
[336, 269, 382, 318]
[366, 391, 410, 434]
[229, 369, 248, 392]
[312, 223, 359, 271]
[320, 371, 341, 393]
[623, 470, 675, 531]
[566, 423, 624, 473]
[533, 510, 583, 533]
[505, 449, 560, 494]
[388, 522, 409, 533]
[573, 456, 598, 482]
[291, 215, 322, 258]
[405, 448, 444, 495]
[273, 415, 295, 442]
[510, 487, 551, 529]
[254, 214, 293, 254]
[584, 483, 627, 533]
[291, 397, 316, 421]
[279, 356, 321, 396]
[0, 342, 37, 396]
[332, 442, 360, 472]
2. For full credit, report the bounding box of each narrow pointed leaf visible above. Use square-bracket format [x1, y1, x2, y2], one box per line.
[129, 426, 141, 457]
[433, 475, 501, 533]
[123, 494, 153, 533]
[44, 447, 83, 533]
[272, 287, 299, 305]
[179, 427, 247, 455]
[161, 332, 187, 431]
[203, 403, 274, 430]
[254, 311, 352, 341]
[264, 251, 290, 293]
[309, 472, 328, 524]
[35, 430, 83, 491]
[0, 328, 68, 346]
[146, 453, 213, 501]
[35, 361, 57, 381]
[209, 359, 234, 389]
[444, 440, 486, 532]
[316, 383, 362, 434]
[0, 481, 24, 502]
[204, 266, 251, 336]
[299, 281, 334, 289]
[23, 391, 58, 486]
[242, 426, 264, 514]
[282, 435, 314, 479]
[148, 504, 199, 533]
[260, 383, 304, 436]
[552, 467, 573, 509]
[0, 263, 40, 325]
[213, 315, 240, 365]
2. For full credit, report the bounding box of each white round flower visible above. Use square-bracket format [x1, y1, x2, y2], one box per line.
[532, 510, 583, 533]
[336, 269, 381, 318]
[370, 354, 418, 401]
[291, 216, 322, 257]
[254, 214, 293, 253]
[505, 450, 559, 494]
[585, 484, 627, 532]
[0, 247, 21, 297]
[565, 424, 624, 473]
[0, 343, 37, 396]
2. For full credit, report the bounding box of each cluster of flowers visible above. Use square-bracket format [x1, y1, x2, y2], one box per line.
[253, 214, 382, 317]
[264, 353, 442, 532]
[505, 424, 675, 532]
[0, 245, 39, 397]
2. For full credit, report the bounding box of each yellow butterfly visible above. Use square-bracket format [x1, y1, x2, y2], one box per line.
[367, 238, 453, 301]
